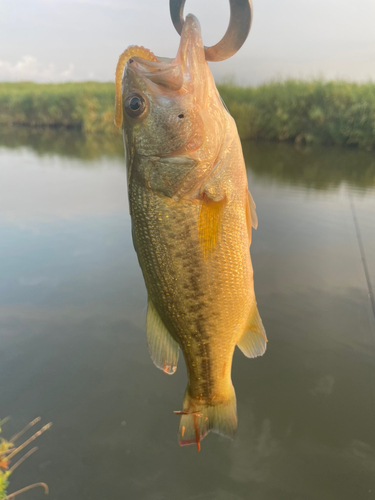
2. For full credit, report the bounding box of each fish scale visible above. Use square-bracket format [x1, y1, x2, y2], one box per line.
[130, 150, 252, 400]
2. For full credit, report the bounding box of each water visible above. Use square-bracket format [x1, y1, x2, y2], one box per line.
[0, 131, 374, 499]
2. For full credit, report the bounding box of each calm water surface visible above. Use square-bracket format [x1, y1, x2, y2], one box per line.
[0, 132, 374, 500]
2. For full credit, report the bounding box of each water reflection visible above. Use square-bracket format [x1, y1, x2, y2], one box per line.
[243, 141, 375, 190]
[1, 128, 375, 189]
[0, 147, 127, 226]
[0, 131, 374, 499]
[0, 128, 124, 160]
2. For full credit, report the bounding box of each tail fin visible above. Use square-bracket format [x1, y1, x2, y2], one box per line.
[177, 385, 237, 451]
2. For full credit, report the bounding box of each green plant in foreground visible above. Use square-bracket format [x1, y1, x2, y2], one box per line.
[0, 418, 51, 499]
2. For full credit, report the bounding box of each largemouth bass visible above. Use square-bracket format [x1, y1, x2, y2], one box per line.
[117, 14, 267, 450]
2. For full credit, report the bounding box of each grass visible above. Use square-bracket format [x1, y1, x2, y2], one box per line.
[0, 82, 116, 135]
[1, 80, 375, 148]
[0, 418, 51, 499]
[219, 79, 375, 148]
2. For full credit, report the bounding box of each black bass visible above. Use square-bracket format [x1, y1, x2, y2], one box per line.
[115, 14, 267, 450]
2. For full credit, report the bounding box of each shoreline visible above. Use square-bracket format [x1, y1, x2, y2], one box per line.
[1, 80, 374, 149]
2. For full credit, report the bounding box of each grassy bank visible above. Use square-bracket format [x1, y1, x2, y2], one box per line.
[0, 82, 115, 134]
[1, 80, 375, 148]
[219, 80, 375, 149]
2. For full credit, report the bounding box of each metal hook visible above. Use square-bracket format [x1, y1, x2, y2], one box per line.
[169, 0, 253, 62]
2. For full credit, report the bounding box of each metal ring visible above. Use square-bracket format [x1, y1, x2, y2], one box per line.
[169, 0, 252, 62]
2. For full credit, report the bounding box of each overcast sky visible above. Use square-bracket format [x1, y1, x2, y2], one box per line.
[1, 0, 374, 84]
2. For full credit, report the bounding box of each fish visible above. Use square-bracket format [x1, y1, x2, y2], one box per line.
[117, 14, 267, 450]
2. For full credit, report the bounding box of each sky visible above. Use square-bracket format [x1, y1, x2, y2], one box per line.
[0, 0, 374, 85]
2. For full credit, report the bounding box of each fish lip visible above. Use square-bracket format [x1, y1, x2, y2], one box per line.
[128, 57, 183, 91]
[179, 14, 202, 45]
[128, 57, 161, 72]
[123, 14, 204, 96]
[174, 14, 204, 63]
[127, 14, 205, 82]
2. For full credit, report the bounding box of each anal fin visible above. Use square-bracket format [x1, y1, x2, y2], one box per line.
[146, 301, 179, 375]
[237, 305, 267, 358]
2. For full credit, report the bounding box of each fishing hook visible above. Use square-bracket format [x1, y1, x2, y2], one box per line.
[169, 0, 253, 61]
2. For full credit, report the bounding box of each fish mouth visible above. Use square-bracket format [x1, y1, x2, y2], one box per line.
[174, 14, 208, 105]
[128, 14, 206, 93]
[129, 57, 183, 91]
[174, 14, 205, 68]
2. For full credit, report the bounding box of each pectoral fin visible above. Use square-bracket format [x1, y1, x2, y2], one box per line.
[198, 194, 226, 258]
[237, 306, 267, 358]
[146, 301, 179, 375]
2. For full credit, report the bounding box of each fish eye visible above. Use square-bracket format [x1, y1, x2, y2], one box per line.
[124, 93, 146, 118]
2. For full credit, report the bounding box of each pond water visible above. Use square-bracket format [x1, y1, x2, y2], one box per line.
[0, 131, 374, 500]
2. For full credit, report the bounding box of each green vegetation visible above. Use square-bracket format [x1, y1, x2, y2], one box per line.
[219, 80, 375, 149]
[1, 80, 375, 148]
[0, 418, 51, 499]
[0, 418, 12, 498]
[0, 82, 116, 135]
